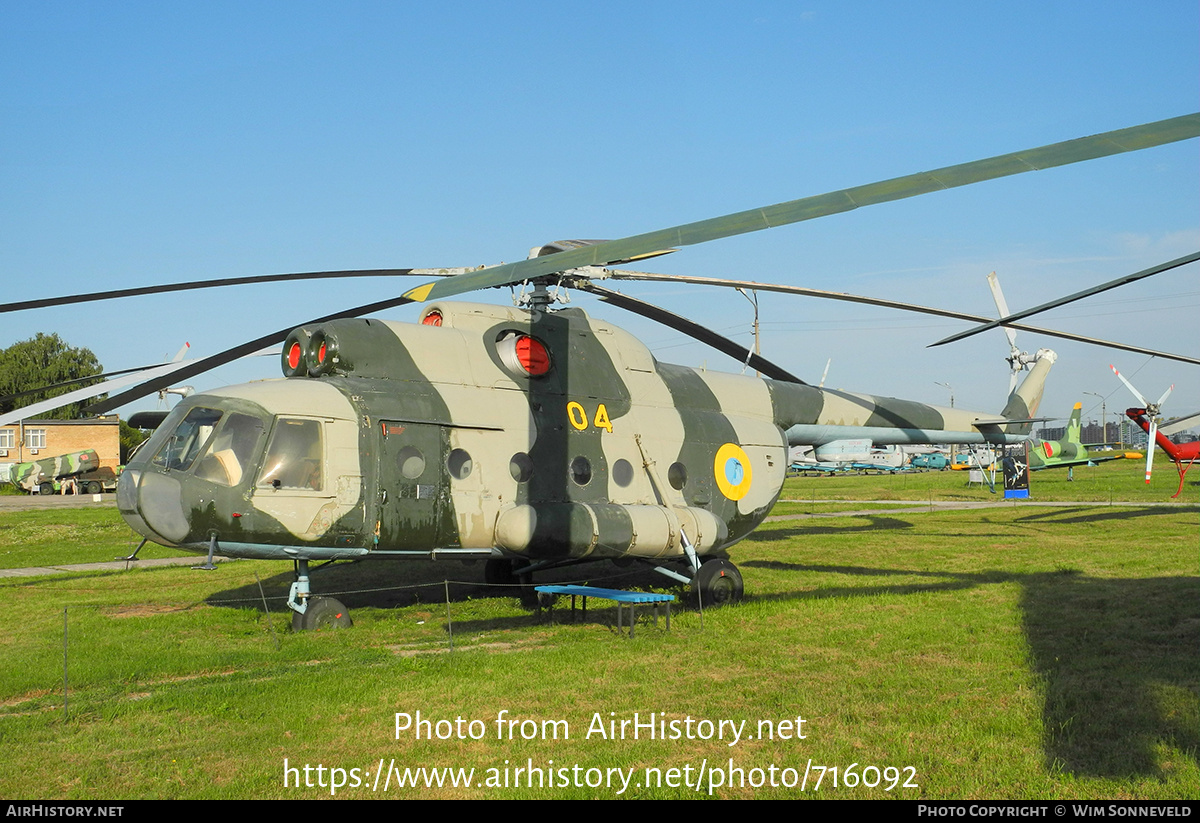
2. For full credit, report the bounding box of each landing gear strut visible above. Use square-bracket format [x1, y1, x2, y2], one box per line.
[288, 559, 353, 631]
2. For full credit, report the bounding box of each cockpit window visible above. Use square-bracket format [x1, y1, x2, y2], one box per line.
[257, 418, 323, 490]
[152, 407, 223, 472]
[194, 413, 266, 486]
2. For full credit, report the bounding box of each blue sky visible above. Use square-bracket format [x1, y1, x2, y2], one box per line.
[2, 1, 1197, 433]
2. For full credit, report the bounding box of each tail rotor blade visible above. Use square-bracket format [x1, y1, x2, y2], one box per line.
[1144, 419, 1158, 483]
[987, 272, 1023, 395]
[1155, 384, 1175, 408]
[1110, 364, 1149, 406]
[986, 272, 1020, 353]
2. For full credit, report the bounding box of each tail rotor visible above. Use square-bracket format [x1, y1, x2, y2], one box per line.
[1110, 364, 1174, 483]
[987, 272, 1041, 396]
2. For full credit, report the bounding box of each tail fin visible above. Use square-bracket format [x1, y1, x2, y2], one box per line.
[1000, 349, 1057, 434]
[1065, 403, 1082, 444]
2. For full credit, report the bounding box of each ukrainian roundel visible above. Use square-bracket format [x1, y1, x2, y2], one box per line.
[714, 443, 753, 501]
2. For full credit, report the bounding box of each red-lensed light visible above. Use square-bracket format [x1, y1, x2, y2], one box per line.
[288, 342, 302, 370]
[516, 335, 550, 375]
[422, 311, 443, 326]
[318, 342, 327, 364]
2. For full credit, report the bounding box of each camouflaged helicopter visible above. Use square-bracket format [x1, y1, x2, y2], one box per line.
[16, 114, 1200, 630]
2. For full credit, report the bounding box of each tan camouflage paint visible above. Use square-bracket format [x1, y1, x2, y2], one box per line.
[118, 302, 1052, 563]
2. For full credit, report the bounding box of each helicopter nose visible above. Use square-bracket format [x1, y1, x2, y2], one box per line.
[117, 468, 190, 546]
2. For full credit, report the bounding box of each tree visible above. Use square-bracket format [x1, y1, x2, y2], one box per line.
[0, 333, 104, 419]
[119, 420, 150, 463]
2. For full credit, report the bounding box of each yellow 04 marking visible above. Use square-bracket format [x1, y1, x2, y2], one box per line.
[593, 403, 613, 433]
[566, 402, 588, 431]
[565, 401, 614, 433]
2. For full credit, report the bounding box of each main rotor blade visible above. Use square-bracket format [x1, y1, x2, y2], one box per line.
[600, 270, 1200, 366]
[0, 268, 476, 315]
[574, 283, 807, 384]
[930, 251, 1200, 347]
[1160, 411, 1200, 437]
[0, 359, 206, 426]
[0, 363, 171, 405]
[85, 294, 416, 413]
[404, 114, 1200, 303]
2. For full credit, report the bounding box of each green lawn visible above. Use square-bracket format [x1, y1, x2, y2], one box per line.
[0, 459, 1195, 799]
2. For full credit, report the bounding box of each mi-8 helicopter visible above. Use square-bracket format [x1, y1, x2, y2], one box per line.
[14, 114, 1200, 629]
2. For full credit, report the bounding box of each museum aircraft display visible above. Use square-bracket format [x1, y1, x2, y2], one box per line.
[1026, 402, 1141, 475]
[1111, 365, 1199, 498]
[8, 114, 1199, 629]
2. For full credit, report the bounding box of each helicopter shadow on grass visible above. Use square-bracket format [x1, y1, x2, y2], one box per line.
[748, 515, 916, 540]
[203, 554, 676, 631]
[740, 557, 1199, 779]
[749, 514, 1015, 542]
[1006, 505, 1195, 526]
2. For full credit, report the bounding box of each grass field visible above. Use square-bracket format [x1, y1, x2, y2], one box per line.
[0, 460, 1195, 799]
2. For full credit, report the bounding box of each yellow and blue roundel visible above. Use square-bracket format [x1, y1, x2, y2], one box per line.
[714, 443, 753, 501]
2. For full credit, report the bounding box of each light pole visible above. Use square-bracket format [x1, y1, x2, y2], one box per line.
[935, 382, 955, 459]
[1083, 391, 1107, 447]
[935, 382, 954, 408]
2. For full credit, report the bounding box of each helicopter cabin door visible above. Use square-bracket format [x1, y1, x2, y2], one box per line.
[375, 420, 454, 551]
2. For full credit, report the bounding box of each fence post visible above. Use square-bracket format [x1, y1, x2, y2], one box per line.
[62, 606, 69, 722]
[444, 580, 453, 652]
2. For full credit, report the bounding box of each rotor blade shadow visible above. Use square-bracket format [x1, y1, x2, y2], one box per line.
[1009, 506, 1189, 525]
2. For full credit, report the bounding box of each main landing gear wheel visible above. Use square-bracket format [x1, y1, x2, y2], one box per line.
[693, 559, 744, 606]
[291, 597, 353, 631]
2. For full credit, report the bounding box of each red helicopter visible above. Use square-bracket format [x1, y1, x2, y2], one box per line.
[1111, 365, 1199, 498]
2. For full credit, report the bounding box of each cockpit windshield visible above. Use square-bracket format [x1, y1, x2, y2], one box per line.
[152, 407, 223, 472]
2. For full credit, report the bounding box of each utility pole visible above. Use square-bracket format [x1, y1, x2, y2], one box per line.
[935, 381, 954, 408]
[1083, 391, 1107, 447]
[737, 288, 761, 378]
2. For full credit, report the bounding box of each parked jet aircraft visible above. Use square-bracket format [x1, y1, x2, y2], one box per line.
[1028, 402, 1142, 474]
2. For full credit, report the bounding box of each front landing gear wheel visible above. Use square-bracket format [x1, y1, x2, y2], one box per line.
[291, 597, 353, 631]
[693, 559, 744, 606]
